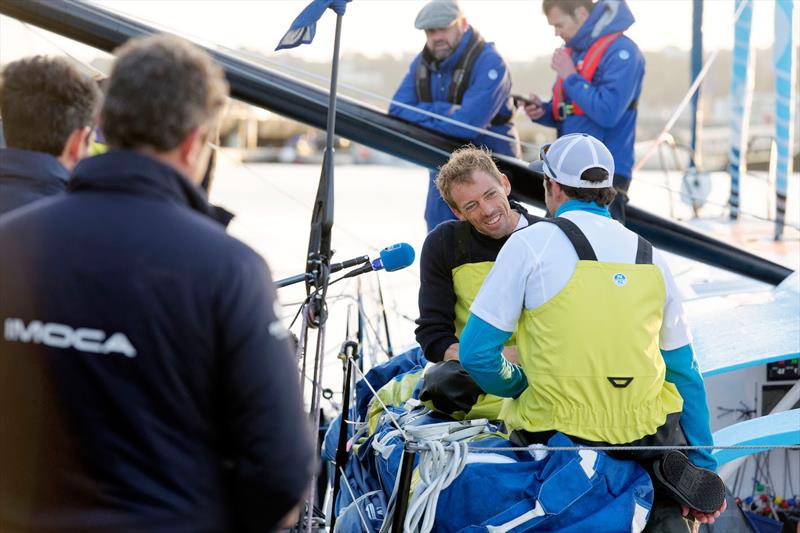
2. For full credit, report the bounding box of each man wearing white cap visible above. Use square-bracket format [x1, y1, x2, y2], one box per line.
[389, 0, 520, 232]
[459, 133, 728, 527]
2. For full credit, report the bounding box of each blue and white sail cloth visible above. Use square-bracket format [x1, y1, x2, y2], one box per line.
[326, 349, 654, 533]
[275, 0, 351, 51]
[727, 0, 755, 219]
[773, 0, 796, 240]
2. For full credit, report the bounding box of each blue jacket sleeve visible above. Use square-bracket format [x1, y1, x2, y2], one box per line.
[532, 98, 558, 128]
[661, 344, 718, 471]
[390, 49, 513, 141]
[562, 38, 644, 128]
[460, 313, 527, 397]
[388, 56, 438, 122]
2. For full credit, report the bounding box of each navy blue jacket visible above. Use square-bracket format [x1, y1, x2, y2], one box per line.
[534, 0, 644, 180]
[0, 147, 69, 217]
[0, 151, 314, 533]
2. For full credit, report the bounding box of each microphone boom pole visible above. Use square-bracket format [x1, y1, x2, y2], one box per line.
[302, 10, 344, 533]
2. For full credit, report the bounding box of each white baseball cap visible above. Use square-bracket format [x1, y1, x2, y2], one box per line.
[528, 133, 614, 188]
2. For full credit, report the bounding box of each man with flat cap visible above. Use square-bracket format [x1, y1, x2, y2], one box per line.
[389, 0, 520, 232]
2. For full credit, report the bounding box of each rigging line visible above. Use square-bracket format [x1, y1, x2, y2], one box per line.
[246, 51, 539, 152]
[20, 22, 108, 77]
[72, 0, 537, 152]
[406, 443, 800, 453]
[630, 171, 800, 230]
[338, 466, 372, 533]
[210, 145, 422, 280]
[348, 356, 407, 437]
[633, 0, 749, 174]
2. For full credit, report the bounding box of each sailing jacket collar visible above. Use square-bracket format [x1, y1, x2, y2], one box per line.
[422, 26, 475, 71]
[568, 0, 635, 52]
[69, 150, 221, 222]
[0, 147, 69, 185]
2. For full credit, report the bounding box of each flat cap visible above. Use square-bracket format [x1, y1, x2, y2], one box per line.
[414, 0, 463, 30]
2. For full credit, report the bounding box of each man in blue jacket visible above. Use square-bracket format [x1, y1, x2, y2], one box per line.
[523, 0, 644, 223]
[0, 56, 100, 216]
[0, 34, 314, 533]
[389, 0, 520, 232]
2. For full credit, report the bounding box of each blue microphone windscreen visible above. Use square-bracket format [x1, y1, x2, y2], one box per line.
[379, 242, 415, 272]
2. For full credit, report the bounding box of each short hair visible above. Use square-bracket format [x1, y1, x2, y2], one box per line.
[101, 34, 228, 151]
[0, 56, 100, 156]
[435, 146, 504, 210]
[546, 167, 617, 206]
[542, 0, 594, 16]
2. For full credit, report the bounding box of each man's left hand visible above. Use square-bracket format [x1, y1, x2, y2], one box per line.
[551, 48, 576, 79]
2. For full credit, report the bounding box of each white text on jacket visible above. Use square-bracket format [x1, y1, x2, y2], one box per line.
[3, 318, 137, 358]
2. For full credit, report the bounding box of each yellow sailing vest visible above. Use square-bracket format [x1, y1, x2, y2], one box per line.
[501, 217, 683, 444]
[444, 222, 518, 420]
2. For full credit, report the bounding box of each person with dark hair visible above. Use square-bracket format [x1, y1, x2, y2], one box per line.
[389, 0, 520, 232]
[522, 0, 643, 224]
[459, 134, 727, 529]
[0, 56, 100, 216]
[0, 34, 314, 533]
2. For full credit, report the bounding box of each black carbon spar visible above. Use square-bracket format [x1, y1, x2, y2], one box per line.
[1, 0, 791, 285]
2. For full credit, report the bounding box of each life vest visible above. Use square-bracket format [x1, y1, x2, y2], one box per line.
[551, 32, 637, 122]
[500, 217, 684, 444]
[414, 31, 513, 127]
[450, 220, 517, 343]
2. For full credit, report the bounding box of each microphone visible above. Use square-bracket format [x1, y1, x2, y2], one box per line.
[343, 243, 415, 278]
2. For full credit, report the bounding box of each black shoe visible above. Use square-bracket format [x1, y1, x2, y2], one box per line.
[652, 451, 726, 514]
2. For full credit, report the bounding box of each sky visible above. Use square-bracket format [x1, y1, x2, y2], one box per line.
[0, 0, 785, 66]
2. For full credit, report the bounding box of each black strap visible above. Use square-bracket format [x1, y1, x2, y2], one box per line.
[543, 218, 597, 261]
[635, 235, 653, 265]
[453, 220, 472, 266]
[414, 50, 432, 102]
[448, 31, 485, 104]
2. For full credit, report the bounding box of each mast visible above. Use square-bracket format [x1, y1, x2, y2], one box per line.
[689, 0, 704, 169]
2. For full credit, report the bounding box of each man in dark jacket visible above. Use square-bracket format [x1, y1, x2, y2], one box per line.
[389, 0, 520, 232]
[0, 34, 314, 533]
[0, 56, 100, 216]
[523, 0, 644, 223]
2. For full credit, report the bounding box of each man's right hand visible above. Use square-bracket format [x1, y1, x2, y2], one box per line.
[524, 94, 545, 120]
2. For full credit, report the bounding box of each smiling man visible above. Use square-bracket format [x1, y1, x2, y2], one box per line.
[389, 0, 520, 232]
[415, 146, 541, 365]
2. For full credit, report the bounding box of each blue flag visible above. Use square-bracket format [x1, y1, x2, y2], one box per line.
[275, 0, 351, 51]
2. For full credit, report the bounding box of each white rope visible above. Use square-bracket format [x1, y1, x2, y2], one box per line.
[404, 440, 469, 533]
